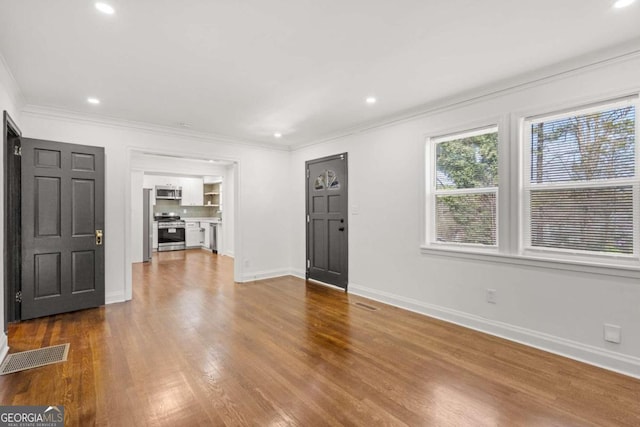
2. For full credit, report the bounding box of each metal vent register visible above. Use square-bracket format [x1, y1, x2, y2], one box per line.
[0, 344, 70, 375]
[354, 302, 378, 311]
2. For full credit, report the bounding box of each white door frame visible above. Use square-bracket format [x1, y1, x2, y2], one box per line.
[124, 146, 242, 301]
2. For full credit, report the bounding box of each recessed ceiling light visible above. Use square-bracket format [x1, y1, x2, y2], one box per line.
[209, 160, 215, 163]
[87, 97, 100, 105]
[366, 96, 377, 105]
[274, 132, 282, 138]
[95, 2, 115, 14]
[614, 0, 635, 8]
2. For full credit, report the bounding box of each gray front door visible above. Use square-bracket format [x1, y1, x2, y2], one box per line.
[21, 138, 105, 320]
[306, 153, 348, 289]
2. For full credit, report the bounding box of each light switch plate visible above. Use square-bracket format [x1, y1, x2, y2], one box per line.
[603, 324, 621, 344]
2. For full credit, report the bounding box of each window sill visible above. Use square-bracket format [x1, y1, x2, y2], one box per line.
[419, 245, 640, 279]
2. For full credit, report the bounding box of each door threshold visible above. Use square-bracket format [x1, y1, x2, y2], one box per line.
[306, 278, 347, 292]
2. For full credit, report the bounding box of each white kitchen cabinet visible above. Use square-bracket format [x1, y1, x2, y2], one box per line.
[152, 222, 158, 249]
[180, 177, 204, 206]
[185, 221, 201, 247]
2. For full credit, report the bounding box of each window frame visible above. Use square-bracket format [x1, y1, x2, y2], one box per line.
[519, 96, 640, 263]
[421, 93, 640, 278]
[426, 124, 500, 251]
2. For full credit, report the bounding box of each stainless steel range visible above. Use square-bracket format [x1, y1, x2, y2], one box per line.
[155, 213, 186, 251]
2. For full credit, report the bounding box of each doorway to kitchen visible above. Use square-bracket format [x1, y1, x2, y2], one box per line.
[126, 149, 240, 299]
[305, 153, 348, 289]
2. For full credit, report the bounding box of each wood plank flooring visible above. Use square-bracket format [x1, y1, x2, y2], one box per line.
[1, 249, 639, 426]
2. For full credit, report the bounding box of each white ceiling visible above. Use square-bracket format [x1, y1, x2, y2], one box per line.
[1, 0, 639, 147]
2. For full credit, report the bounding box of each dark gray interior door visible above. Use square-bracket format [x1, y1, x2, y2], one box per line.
[21, 138, 105, 320]
[306, 153, 348, 289]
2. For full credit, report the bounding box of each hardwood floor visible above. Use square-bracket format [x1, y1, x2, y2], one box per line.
[1, 249, 639, 426]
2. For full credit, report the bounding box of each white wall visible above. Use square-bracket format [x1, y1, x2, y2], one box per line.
[223, 164, 235, 257]
[130, 170, 145, 263]
[19, 109, 293, 303]
[131, 152, 229, 177]
[290, 54, 640, 377]
[0, 56, 23, 360]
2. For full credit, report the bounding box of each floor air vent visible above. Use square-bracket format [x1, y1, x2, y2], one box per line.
[354, 302, 378, 311]
[0, 343, 70, 375]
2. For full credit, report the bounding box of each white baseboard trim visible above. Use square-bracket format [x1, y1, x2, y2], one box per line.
[0, 332, 9, 364]
[239, 268, 295, 283]
[223, 250, 234, 258]
[105, 292, 126, 305]
[290, 269, 306, 280]
[348, 283, 640, 379]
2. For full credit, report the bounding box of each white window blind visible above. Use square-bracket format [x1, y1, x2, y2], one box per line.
[524, 99, 637, 256]
[431, 126, 498, 246]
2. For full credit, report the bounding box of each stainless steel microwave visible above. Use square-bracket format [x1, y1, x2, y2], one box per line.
[155, 185, 182, 200]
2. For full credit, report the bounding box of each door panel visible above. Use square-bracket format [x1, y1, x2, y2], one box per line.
[327, 219, 342, 274]
[306, 153, 348, 289]
[328, 195, 340, 213]
[312, 219, 326, 270]
[21, 138, 105, 320]
[34, 253, 61, 298]
[72, 179, 95, 235]
[35, 148, 61, 168]
[71, 152, 95, 171]
[35, 177, 61, 237]
[72, 251, 95, 293]
[312, 196, 325, 213]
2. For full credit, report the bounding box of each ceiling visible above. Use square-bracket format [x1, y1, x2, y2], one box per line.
[1, 1, 639, 148]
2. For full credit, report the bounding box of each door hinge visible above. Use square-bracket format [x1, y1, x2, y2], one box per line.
[15, 291, 22, 303]
[306, 215, 310, 223]
[14, 145, 22, 156]
[306, 259, 310, 269]
[306, 169, 309, 178]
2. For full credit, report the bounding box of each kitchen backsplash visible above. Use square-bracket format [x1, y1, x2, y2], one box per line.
[154, 200, 221, 219]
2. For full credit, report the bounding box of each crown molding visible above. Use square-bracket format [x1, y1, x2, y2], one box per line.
[12, 38, 640, 153]
[291, 38, 640, 151]
[0, 52, 26, 111]
[20, 104, 292, 152]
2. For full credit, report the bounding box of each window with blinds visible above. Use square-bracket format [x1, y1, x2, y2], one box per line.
[524, 99, 637, 256]
[431, 126, 498, 246]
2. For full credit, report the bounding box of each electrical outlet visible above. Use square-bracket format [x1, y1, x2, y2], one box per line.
[486, 289, 497, 304]
[603, 324, 621, 344]
[182, 209, 187, 213]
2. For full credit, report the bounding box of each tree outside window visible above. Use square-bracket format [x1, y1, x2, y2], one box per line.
[526, 103, 636, 255]
[432, 127, 498, 246]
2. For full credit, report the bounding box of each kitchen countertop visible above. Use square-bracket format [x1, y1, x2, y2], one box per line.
[184, 217, 221, 224]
